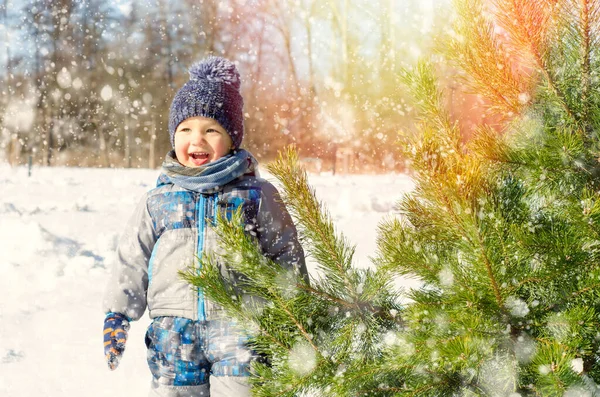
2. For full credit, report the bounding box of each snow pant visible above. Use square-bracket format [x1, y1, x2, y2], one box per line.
[144, 316, 254, 397]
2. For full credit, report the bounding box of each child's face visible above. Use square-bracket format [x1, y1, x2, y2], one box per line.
[174, 116, 234, 167]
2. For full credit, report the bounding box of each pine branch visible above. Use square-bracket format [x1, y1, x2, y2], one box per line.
[182, 207, 331, 374]
[580, 0, 592, 118]
[180, 257, 290, 353]
[408, 384, 436, 396]
[376, 217, 443, 282]
[271, 292, 319, 353]
[399, 60, 451, 132]
[468, 124, 522, 167]
[297, 283, 354, 308]
[507, 276, 549, 293]
[590, 0, 600, 47]
[214, 208, 322, 354]
[338, 363, 408, 395]
[495, 0, 582, 131]
[267, 147, 361, 306]
[396, 63, 511, 310]
[474, 223, 504, 307]
[571, 282, 600, 298]
[556, 0, 600, 126]
[437, 193, 506, 308]
[253, 358, 330, 397]
[448, 0, 532, 118]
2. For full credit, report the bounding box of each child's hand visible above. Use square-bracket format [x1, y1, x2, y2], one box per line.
[103, 312, 130, 370]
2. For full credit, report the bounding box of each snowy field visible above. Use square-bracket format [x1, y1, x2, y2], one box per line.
[0, 163, 415, 396]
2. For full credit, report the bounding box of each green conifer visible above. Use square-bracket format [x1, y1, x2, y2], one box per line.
[184, 0, 600, 395]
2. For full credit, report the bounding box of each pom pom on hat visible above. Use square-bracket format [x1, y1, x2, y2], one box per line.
[168, 56, 244, 149]
[188, 56, 241, 89]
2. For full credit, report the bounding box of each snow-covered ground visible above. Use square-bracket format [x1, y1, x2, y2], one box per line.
[0, 163, 415, 396]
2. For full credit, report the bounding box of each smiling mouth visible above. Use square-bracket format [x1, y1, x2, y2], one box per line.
[188, 152, 210, 165]
[189, 152, 209, 160]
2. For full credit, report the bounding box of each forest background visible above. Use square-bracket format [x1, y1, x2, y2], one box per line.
[0, 0, 487, 173]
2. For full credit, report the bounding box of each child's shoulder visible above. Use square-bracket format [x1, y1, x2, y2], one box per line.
[135, 182, 189, 209]
[146, 181, 186, 197]
[227, 174, 281, 196]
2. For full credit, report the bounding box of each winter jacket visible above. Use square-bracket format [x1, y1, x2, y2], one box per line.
[102, 173, 308, 322]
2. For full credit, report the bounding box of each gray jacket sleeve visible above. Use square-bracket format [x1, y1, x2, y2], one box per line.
[256, 182, 309, 284]
[102, 192, 156, 321]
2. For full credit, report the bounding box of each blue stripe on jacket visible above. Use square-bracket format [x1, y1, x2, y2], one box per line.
[197, 194, 206, 322]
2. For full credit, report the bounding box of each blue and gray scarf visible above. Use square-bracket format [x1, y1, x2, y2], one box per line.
[158, 149, 258, 193]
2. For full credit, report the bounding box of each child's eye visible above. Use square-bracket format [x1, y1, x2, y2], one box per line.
[206, 128, 220, 133]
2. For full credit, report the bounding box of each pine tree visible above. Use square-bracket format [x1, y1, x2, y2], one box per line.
[182, 145, 404, 396]
[184, 0, 600, 395]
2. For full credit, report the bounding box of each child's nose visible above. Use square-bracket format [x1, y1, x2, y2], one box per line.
[189, 130, 207, 144]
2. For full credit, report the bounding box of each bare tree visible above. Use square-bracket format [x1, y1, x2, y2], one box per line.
[2, 0, 10, 78]
[22, 0, 75, 166]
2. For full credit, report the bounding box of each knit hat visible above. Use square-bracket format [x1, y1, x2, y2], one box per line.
[168, 56, 244, 149]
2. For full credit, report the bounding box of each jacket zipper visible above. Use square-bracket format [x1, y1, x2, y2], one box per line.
[197, 192, 221, 321]
[196, 194, 207, 322]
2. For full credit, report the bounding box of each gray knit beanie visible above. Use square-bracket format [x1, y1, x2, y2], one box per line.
[168, 56, 244, 149]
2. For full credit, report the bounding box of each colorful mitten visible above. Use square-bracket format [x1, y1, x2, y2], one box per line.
[103, 312, 130, 370]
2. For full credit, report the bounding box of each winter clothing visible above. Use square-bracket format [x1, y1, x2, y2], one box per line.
[168, 56, 244, 149]
[162, 149, 257, 194]
[145, 317, 253, 395]
[103, 312, 130, 370]
[103, 150, 307, 396]
[103, 157, 307, 322]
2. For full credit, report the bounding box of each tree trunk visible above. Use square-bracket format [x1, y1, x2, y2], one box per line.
[149, 118, 156, 169]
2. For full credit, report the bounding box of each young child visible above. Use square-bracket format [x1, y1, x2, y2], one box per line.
[102, 56, 308, 397]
